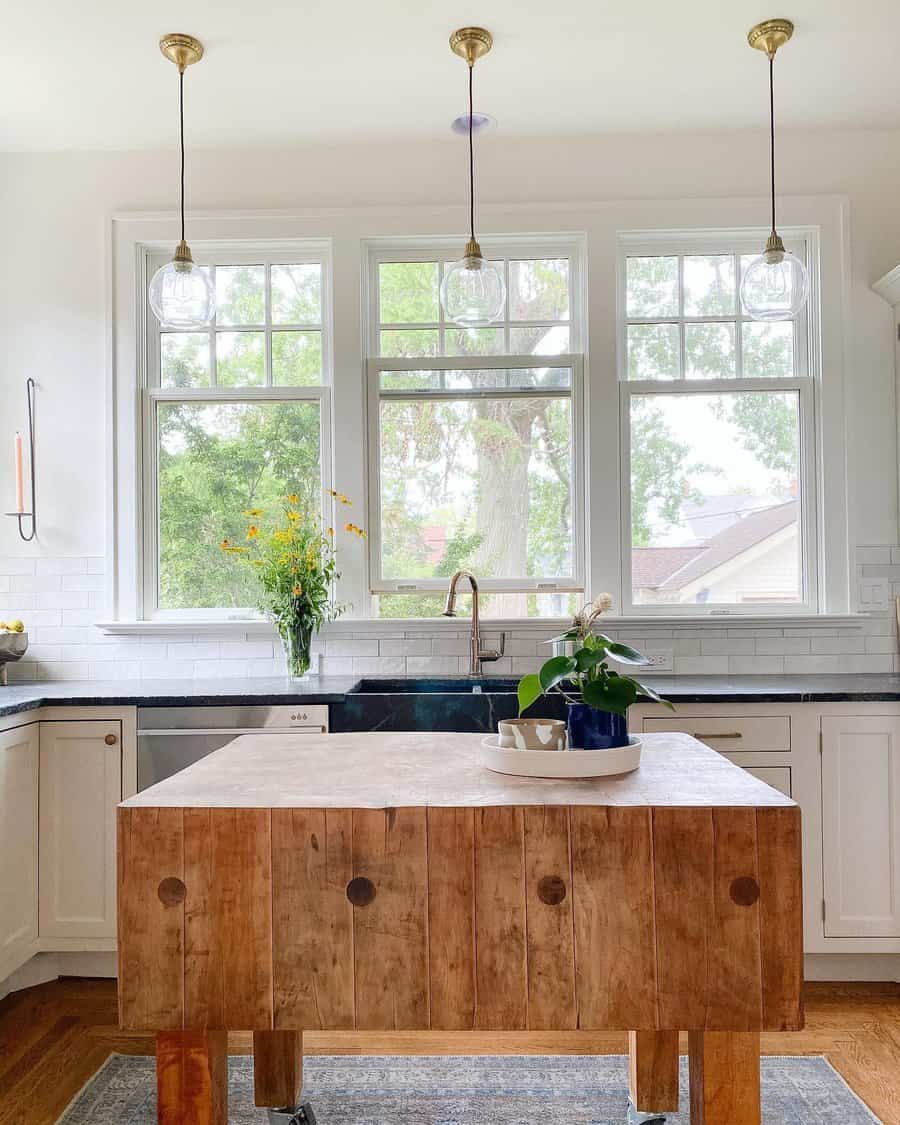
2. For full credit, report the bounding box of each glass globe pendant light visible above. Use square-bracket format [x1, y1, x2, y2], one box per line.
[148, 34, 215, 329]
[740, 19, 809, 322]
[440, 27, 506, 328]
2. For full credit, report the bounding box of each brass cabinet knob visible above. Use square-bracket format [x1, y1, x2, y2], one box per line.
[105, 733, 118, 746]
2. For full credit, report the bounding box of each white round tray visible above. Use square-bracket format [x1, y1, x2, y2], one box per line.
[480, 735, 642, 779]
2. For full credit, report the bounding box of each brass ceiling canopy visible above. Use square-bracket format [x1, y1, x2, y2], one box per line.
[747, 18, 794, 59]
[159, 33, 204, 73]
[449, 27, 493, 66]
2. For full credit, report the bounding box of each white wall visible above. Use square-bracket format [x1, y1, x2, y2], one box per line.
[0, 126, 898, 617]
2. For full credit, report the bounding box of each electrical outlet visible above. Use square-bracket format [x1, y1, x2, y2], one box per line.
[642, 649, 674, 672]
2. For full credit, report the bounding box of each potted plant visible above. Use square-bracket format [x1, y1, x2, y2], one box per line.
[220, 490, 365, 679]
[517, 594, 673, 748]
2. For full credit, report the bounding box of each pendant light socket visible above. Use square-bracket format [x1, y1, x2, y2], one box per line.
[747, 18, 793, 59]
[159, 33, 204, 73]
[464, 238, 483, 261]
[449, 27, 493, 66]
[763, 231, 786, 263]
[173, 239, 194, 271]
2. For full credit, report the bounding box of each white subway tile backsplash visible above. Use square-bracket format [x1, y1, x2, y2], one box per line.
[219, 641, 274, 660]
[352, 656, 406, 675]
[1, 548, 897, 682]
[0, 557, 37, 575]
[10, 574, 60, 592]
[379, 638, 432, 657]
[405, 656, 462, 675]
[701, 637, 755, 656]
[754, 637, 811, 656]
[61, 573, 106, 592]
[327, 638, 378, 657]
[728, 656, 785, 675]
[431, 637, 471, 656]
[35, 557, 88, 575]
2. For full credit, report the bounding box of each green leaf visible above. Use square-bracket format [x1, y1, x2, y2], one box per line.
[517, 674, 543, 717]
[574, 648, 608, 673]
[582, 675, 638, 716]
[606, 641, 651, 666]
[634, 680, 676, 709]
[542, 628, 580, 645]
[539, 655, 577, 693]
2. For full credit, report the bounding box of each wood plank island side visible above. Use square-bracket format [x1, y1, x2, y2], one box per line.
[118, 731, 803, 1123]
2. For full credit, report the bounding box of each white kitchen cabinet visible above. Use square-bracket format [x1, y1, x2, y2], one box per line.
[741, 764, 792, 798]
[0, 724, 39, 979]
[39, 719, 122, 941]
[821, 715, 900, 939]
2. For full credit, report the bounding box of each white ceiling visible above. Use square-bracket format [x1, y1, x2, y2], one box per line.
[2, 0, 899, 151]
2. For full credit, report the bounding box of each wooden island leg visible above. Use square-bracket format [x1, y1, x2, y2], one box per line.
[688, 1032, 761, 1125]
[254, 1030, 316, 1123]
[629, 1031, 679, 1121]
[156, 1030, 227, 1125]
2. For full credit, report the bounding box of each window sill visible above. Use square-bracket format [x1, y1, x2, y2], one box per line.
[97, 613, 870, 637]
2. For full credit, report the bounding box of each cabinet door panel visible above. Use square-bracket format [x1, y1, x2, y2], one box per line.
[40, 720, 122, 939]
[822, 716, 900, 938]
[0, 725, 39, 976]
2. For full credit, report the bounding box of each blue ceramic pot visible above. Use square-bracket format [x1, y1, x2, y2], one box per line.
[566, 702, 629, 749]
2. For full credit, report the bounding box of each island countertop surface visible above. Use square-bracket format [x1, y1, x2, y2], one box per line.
[120, 730, 794, 810]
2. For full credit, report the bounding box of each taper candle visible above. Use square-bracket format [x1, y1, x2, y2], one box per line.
[14, 432, 24, 513]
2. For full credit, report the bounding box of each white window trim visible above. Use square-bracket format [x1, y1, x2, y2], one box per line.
[616, 227, 821, 616]
[363, 235, 587, 602]
[107, 199, 850, 635]
[137, 237, 335, 622]
[366, 353, 585, 596]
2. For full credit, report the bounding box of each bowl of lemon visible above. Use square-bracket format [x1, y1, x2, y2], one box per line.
[0, 620, 28, 665]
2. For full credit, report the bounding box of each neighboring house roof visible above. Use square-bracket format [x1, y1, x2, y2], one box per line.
[657, 500, 798, 591]
[632, 546, 705, 589]
[633, 500, 798, 592]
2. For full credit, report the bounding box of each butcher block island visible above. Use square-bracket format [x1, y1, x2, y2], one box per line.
[117, 730, 803, 1125]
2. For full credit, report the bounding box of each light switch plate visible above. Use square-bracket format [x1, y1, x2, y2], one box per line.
[641, 649, 674, 672]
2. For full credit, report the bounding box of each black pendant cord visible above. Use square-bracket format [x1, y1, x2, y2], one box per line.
[768, 54, 777, 237]
[468, 63, 476, 245]
[179, 69, 186, 244]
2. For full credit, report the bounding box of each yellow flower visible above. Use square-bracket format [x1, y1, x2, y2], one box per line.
[286, 493, 299, 505]
[344, 522, 353, 533]
[292, 583, 303, 597]
[327, 526, 334, 537]
[273, 528, 292, 544]
[242, 508, 264, 518]
[287, 510, 300, 522]
[220, 537, 230, 550]
[246, 525, 259, 539]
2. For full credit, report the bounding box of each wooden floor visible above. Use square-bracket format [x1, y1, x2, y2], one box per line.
[0, 979, 898, 1124]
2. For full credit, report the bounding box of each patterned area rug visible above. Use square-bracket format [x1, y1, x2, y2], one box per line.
[58, 1053, 880, 1124]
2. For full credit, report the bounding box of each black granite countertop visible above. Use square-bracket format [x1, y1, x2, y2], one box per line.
[0, 676, 359, 718]
[3, 673, 900, 720]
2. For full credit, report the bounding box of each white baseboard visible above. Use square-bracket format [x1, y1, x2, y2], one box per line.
[0, 950, 117, 1000]
[805, 952, 900, 981]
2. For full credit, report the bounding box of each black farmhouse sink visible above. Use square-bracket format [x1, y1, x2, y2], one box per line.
[348, 677, 520, 695]
[333, 676, 566, 733]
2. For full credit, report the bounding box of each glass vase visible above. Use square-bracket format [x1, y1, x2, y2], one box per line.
[280, 618, 314, 679]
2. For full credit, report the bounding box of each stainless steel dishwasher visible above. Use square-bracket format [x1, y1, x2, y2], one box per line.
[136, 704, 329, 791]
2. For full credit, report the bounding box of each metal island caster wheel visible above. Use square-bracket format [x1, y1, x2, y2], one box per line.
[266, 1104, 317, 1125]
[627, 1101, 667, 1124]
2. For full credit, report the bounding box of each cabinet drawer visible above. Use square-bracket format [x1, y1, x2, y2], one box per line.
[734, 764, 792, 798]
[641, 715, 790, 752]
